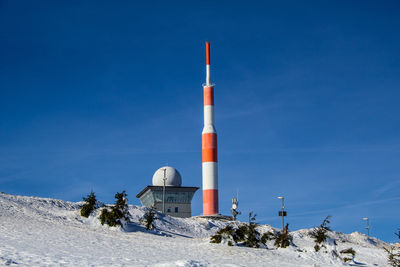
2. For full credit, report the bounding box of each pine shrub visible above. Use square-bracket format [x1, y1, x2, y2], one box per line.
[140, 205, 157, 230]
[384, 246, 400, 267]
[210, 233, 222, 244]
[311, 215, 331, 251]
[80, 191, 99, 218]
[274, 223, 292, 248]
[210, 224, 237, 244]
[99, 191, 130, 227]
[99, 207, 117, 226]
[234, 225, 247, 243]
[340, 248, 356, 262]
[385, 230, 400, 267]
[242, 212, 261, 248]
[112, 191, 130, 223]
[210, 212, 274, 248]
[260, 231, 274, 245]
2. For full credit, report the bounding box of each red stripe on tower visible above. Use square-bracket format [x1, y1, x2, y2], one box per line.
[202, 42, 218, 216]
[202, 133, 217, 162]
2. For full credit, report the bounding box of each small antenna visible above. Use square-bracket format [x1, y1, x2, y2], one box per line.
[231, 189, 241, 221]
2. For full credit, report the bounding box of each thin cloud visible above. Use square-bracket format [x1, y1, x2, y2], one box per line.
[256, 196, 400, 222]
[222, 144, 400, 155]
[373, 180, 400, 197]
[290, 196, 400, 218]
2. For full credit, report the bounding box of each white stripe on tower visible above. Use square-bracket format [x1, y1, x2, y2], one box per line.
[202, 41, 218, 216]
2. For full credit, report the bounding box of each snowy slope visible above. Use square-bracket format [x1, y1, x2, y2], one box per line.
[0, 192, 390, 266]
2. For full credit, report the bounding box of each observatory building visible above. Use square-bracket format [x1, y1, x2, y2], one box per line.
[136, 166, 199, 218]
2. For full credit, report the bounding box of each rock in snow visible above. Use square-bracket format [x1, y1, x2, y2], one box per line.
[0, 192, 390, 266]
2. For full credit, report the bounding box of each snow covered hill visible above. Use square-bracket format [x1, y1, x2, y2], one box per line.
[0, 192, 391, 266]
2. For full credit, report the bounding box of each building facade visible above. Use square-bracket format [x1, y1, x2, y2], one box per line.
[136, 166, 198, 218]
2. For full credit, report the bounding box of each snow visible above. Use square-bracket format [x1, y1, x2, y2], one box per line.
[0, 192, 390, 266]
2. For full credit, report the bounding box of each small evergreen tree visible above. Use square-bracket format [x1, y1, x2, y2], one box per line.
[140, 205, 157, 230]
[210, 222, 261, 247]
[210, 212, 272, 248]
[274, 223, 292, 248]
[99, 207, 117, 226]
[210, 224, 238, 245]
[340, 248, 356, 263]
[384, 230, 400, 267]
[311, 215, 331, 251]
[260, 231, 274, 245]
[112, 191, 130, 224]
[99, 191, 130, 227]
[391, 248, 400, 267]
[80, 190, 99, 218]
[243, 212, 261, 248]
[384, 246, 400, 267]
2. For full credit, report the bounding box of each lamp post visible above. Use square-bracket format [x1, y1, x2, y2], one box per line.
[162, 168, 167, 213]
[277, 196, 286, 231]
[362, 217, 370, 237]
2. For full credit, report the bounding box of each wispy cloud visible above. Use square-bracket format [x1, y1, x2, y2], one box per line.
[218, 103, 283, 120]
[222, 144, 400, 155]
[291, 196, 400, 218]
[373, 180, 400, 197]
[256, 196, 400, 223]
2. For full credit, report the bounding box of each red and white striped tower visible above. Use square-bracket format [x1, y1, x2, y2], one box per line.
[202, 42, 218, 216]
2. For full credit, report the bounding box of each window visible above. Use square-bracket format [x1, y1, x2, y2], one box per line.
[175, 207, 178, 213]
[140, 190, 155, 207]
[167, 208, 171, 213]
[153, 191, 191, 203]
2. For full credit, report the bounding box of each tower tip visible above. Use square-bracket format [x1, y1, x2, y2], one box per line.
[206, 42, 210, 65]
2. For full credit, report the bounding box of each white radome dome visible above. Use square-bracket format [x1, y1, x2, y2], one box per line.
[152, 166, 182, 187]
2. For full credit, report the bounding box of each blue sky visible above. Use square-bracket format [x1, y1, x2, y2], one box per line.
[1, 1, 399, 242]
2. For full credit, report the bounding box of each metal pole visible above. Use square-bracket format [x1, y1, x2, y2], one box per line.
[281, 198, 285, 231]
[363, 217, 369, 237]
[278, 196, 285, 231]
[162, 168, 166, 213]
